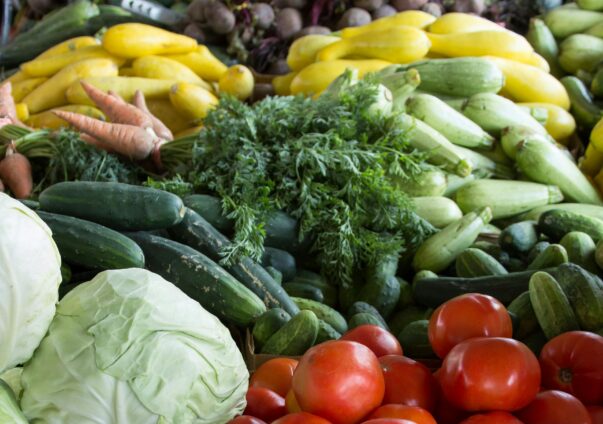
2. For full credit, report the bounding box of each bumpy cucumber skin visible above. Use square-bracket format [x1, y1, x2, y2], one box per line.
[253, 308, 292, 350]
[455, 248, 508, 278]
[261, 310, 319, 355]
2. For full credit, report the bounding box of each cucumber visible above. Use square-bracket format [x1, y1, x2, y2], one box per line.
[455, 248, 508, 278]
[508, 291, 539, 339]
[471, 241, 512, 267]
[388, 306, 432, 336]
[529, 271, 580, 339]
[357, 256, 401, 318]
[397, 320, 437, 359]
[538, 209, 603, 242]
[561, 76, 602, 130]
[507, 257, 527, 273]
[20, 199, 39, 210]
[37, 211, 144, 270]
[349, 313, 388, 330]
[412, 270, 438, 285]
[520, 330, 548, 356]
[527, 244, 568, 270]
[292, 297, 347, 334]
[126, 231, 265, 327]
[596, 238, 603, 269]
[39, 182, 185, 231]
[397, 277, 414, 311]
[520, 203, 603, 222]
[316, 320, 342, 343]
[266, 267, 283, 285]
[559, 34, 603, 74]
[183, 194, 234, 234]
[283, 283, 324, 303]
[261, 247, 296, 283]
[560, 232, 598, 274]
[252, 308, 291, 350]
[168, 209, 300, 316]
[261, 310, 319, 355]
[500, 221, 539, 255]
[528, 241, 551, 263]
[526, 18, 563, 78]
[347, 302, 389, 330]
[290, 270, 338, 308]
[544, 6, 603, 39]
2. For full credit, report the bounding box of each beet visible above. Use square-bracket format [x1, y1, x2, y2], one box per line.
[390, 0, 427, 11]
[451, 0, 486, 14]
[183, 23, 206, 42]
[353, 0, 384, 11]
[294, 26, 332, 38]
[252, 3, 275, 29]
[187, 0, 209, 22]
[275, 8, 303, 39]
[205, 1, 236, 34]
[268, 59, 291, 75]
[337, 8, 372, 29]
[252, 83, 275, 102]
[272, 0, 308, 9]
[372, 4, 397, 19]
[422, 1, 443, 16]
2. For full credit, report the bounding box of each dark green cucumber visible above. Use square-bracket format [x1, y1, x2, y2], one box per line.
[283, 283, 325, 303]
[36, 211, 144, 270]
[125, 232, 265, 327]
[168, 209, 299, 316]
[20, 199, 39, 210]
[500, 221, 539, 255]
[347, 302, 389, 330]
[356, 254, 401, 319]
[529, 271, 580, 339]
[561, 76, 603, 130]
[560, 232, 598, 274]
[349, 313, 388, 330]
[596, 238, 603, 269]
[471, 241, 511, 266]
[261, 247, 297, 282]
[397, 278, 414, 311]
[553, 263, 603, 331]
[539, 209, 603, 242]
[289, 271, 337, 308]
[292, 297, 348, 334]
[252, 308, 292, 350]
[397, 320, 437, 359]
[388, 306, 433, 336]
[266, 267, 283, 284]
[455, 248, 508, 278]
[39, 182, 185, 231]
[316, 320, 342, 343]
[507, 291, 539, 339]
[507, 257, 527, 272]
[261, 310, 319, 355]
[528, 241, 551, 264]
[183, 194, 234, 233]
[527, 244, 568, 270]
[412, 270, 438, 285]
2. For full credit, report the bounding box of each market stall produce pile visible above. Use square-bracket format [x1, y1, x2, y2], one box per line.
[0, 4, 602, 424]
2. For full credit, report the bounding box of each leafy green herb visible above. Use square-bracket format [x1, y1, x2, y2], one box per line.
[144, 175, 193, 197]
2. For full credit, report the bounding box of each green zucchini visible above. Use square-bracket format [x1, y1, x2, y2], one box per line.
[37, 211, 144, 270]
[577, 0, 603, 11]
[412, 196, 463, 228]
[168, 208, 299, 316]
[253, 308, 291, 350]
[349, 313, 388, 330]
[559, 34, 603, 74]
[539, 209, 603, 242]
[290, 270, 338, 308]
[591, 66, 603, 97]
[508, 291, 539, 339]
[520, 203, 603, 222]
[316, 320, 342, 343]
[526, 18, 563, 78]
[561, 76, 603, 130]
[500, 221, 539, 255]
[283, 282, 324, 303]
[388, 306, 432, 336]
[261, 247, 296, 283]
[392, 168, 447, 197]
[452, 145, 516, 179]
[455, 248, 508, 278]
[39, 182, 185, 231]
[397, 320, 437, 359]
[544, 6, 603, 38]
[444, 173, 477, 198]
[560, 232, 598, 274]
[527, 244, 568, 270]
[529, 271, 580, 339]
[126, 232, 266, 327]
[347, 302, 389, 330]
[261, 310, 319, 355]
[265, 267, 283, 285]
[292, 297, 348, 334]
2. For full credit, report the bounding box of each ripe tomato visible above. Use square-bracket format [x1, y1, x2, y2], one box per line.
[341, 325, 403, 357]
[459, 412, 524, 423]
[272, 412, 333, 424]
[539, 331, 603, 405]
[292, 340, 385, 424]
[587, 406, 603, 424]
[380, 355, 439, 412]
[428, 294, 512, 358]
[369, 404, 437, 424]
[516, 390, 591, 424]
[250, 358, 298, 397]
[228, 416, 267, 424]
[361, 420, 416, 424]
[439, 337, 540, 412]
[285, 389, 301, 413]
[433, 369, 470, 424]
[243, 387, 287, 422]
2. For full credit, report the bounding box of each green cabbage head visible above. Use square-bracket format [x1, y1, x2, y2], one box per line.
[21, 268, 249, 424]
[0, 193, 61, 372]
[0, 380, 27, 424]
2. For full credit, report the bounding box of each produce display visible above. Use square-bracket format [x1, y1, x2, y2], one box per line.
[0, 2, 602, 423]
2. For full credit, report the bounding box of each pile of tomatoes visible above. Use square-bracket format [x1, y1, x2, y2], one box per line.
[229, 293, 603, 424]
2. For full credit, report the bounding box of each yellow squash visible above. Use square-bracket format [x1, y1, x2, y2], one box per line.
[219, 65, 254, 100]
[146, 99, 191, 133]
[290, 59, 391, 96]
[488, 57, 570, 110]
[35, 36, 99, 60]
[174, 125, 204, 138]
[103, 23, 197, 58]
[581, 143, 603, 176]
[66, 76, 175, 105]
[341, 11, 436, 38]
[20, 45, 125, 77]
[27, 105, 105, 129]
[318, 26, 430, 64]
[164, 45, 228, 82]
[15, 103, 28, 122]
[287, 35, 340, 71]
[272, 72, 298, 96]
[169, 82, 219, 122]
[525, 52, 551, 72]
[518, 102, 576, 142]
[427, 30, 535, 64]
[590, 117, 603, 154]
[428, 13, 506, 34]
[12, 78, 47, 102]
[131, 55, 212, 91]
[23, 58, 119, 113]
[5, 71, 29, 84]
[119, 67, 136, 76]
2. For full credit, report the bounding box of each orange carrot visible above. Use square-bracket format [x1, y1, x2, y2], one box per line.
[0, 142, 32, 199]
[81, 81, 153, 129]
[53, 110, 158, 160]
[132, 90, 173, 141]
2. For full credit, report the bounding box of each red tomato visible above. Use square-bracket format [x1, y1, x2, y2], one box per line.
[516, 390, 592, 424]
[243, 387, 287, 422]
[285, 389, 301, 413]
[272, 412, 333, 424]
[433, 369, 471, 424]
[380, 355, 439, 412]
[369, 404, 437, 424]
[439, 337, 540, 412]
[428, 294, 513, 358]
[459, 411, 524, 423]
[292, 340, 385, 424]
[361, 420, 417, 424]
[250, 358, 298, 397]
[587, 406, 603, 424]
[341, 325, 403, 357]
[539, 331, 603, 405]
[228, 416, 267, 424]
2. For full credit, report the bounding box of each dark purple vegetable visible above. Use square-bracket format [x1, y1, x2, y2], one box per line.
[275, 8, 303, 39]
[205, 1, 236, 34]
[337, 7, 372, 29]
[183, 23, 206, 42]
[272, 0, 308, 9]
[252, 3, 275, 29]
[372, 4, 396, 19]
[268, 59, 290, 75]
[451, 0, 486, 14]
[295, 26, 332, 38]
[187, 0, 209, 22]
[390, 0, 427, 11]
[353, 0, 384, 12]
[422, 2, 443, 16]
[252, 83, 275, 102]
